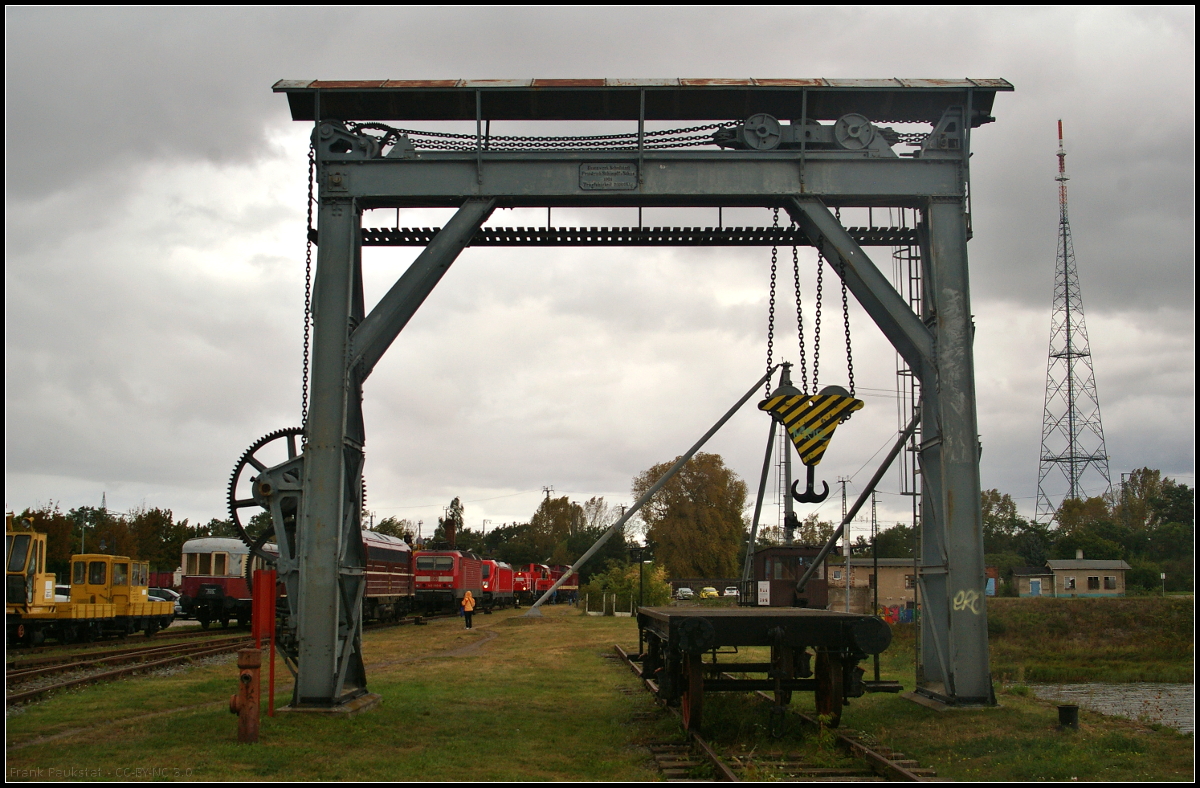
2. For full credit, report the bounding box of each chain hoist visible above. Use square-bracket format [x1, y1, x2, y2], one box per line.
[765, 208, 779, 397]
[301, 142, 315, 427]
[345, 120, 736, 152]
[841, 260, 855, 397]
[792, 232, 807, 393]
[812, 252, 824, 391]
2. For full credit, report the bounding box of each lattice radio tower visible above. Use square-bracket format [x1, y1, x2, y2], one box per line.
[1035, 120, 1112, 522]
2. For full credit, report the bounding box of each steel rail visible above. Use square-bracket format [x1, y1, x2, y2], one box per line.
[747, 689, 926, 782]
[614, 644, 739, 782]
[6, 641, 252, 706]
[6, 636, 250, 680]
[615, 643, 928, 783]
[6, 629, 250, 669]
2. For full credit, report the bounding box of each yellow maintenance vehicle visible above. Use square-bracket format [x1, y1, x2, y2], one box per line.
[6, 514, 174, 646]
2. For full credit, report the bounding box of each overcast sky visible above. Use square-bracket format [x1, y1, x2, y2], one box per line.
[5, 7, 1194, 542]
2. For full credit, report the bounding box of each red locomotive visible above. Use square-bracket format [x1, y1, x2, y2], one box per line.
[480, 559, 515, 610]
[414, 550, 482, 612]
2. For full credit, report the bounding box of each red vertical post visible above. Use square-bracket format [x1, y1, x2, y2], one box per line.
[251, 569, 278, 717]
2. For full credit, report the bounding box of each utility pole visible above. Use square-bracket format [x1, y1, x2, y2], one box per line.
[840, 477, 850, 612]
[872, 490, 880, 681]
[542, 486, 554, 500]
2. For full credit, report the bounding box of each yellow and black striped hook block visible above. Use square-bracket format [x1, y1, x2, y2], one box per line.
[757, 390, 864, 467]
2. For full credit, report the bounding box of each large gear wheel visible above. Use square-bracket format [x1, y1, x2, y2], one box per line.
[228, 427, 303, 562]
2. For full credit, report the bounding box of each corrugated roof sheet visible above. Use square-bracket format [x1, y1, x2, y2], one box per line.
[273, 78, 1013, 123]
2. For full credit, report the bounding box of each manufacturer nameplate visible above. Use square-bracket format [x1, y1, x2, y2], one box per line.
[579, 163, 638, 190]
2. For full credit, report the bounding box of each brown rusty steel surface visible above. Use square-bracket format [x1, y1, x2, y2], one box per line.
[273, 78, 1013, 122]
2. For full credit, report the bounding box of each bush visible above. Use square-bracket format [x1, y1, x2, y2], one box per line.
[580, 560, 673, 611]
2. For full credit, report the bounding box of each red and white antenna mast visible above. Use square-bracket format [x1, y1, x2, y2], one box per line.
[1036, 120, 1113, 522]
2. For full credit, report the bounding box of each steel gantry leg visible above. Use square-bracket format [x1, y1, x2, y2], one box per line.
[786, 196, 992, 706]
[297, 183, 494, 706]
[915, 197, 992, 704]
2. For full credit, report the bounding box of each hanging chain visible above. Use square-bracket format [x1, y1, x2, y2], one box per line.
[841, 260, 855, 396]
[831, 207, 854, 397]
[346, 120, 735, 152]
[766, 208, 779, 397]
[813, 252, 824, 391]
[792, 231, 807, 393]
[301, 142, 315, 427]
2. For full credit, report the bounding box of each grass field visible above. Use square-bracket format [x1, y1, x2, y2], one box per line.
[5, 601, 1194, 781]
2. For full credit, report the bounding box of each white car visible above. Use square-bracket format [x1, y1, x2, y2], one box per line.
[723, 586, 739, 597]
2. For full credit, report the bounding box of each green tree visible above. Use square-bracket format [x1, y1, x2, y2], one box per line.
[634, 452, 747, 579]
[872, 522, 915, 558]
[373, 516, 415, 542]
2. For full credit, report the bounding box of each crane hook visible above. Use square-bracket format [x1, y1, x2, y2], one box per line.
[791, 464, 830, 504]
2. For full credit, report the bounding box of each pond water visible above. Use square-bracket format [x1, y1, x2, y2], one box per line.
[1031, 683, 1194, 733]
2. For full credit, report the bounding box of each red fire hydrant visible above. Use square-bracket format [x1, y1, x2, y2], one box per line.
[228, 647, 262, 743]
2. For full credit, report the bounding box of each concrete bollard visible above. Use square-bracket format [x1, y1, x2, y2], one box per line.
[228, 648, 262, 743]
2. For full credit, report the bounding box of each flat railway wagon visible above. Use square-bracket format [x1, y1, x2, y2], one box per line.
[6, 523, 173, 645]
[634, 606, 901, 731]
[480, 558, 515, 610]
[414, 549, 482, 612]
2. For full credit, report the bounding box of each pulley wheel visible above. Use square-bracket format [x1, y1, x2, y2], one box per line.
[743, 113, 782, 151]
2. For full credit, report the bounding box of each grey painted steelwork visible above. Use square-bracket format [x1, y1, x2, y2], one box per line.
[272, 79, 1007, 707]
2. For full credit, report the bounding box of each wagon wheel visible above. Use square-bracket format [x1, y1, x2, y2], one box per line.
[814, 649, 844, 727]
[679, 653, 705, 731]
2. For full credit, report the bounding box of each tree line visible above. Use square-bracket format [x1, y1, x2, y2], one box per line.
[864, 468, 1194, 594]
[10, 503, 244, 581]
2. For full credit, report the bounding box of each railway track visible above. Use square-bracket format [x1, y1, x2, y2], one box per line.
[7, 637, 253, 706]
[613, 644, 939, 782]
[5, 612, 459, 707]
[7, 625, 240, 657]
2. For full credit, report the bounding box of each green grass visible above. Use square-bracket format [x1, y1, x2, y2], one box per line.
[6, 607, 673, 781]
[5, 601, 1194, 782]
[986, 597, 1194, 683]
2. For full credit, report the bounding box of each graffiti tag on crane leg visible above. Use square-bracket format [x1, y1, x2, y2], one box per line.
[952, 589, 981, 614]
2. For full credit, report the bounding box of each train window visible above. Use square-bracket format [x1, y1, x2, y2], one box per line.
[140, 563, 149, 586]
[8, 534, 30, 572]
[481, 564, 491, 579]
[214, 553, 227, 576]
[185, 553, 198, 575]
[113, 563, 129, 586]
[416, 556, 454, 570]
[198, 553, 212, 575]
[88, 561, 107, 585]
[73, 561, 86, 585]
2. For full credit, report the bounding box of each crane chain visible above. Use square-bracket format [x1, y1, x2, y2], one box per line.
[302, 142, 314, 427]
[766, 208, 779, 397]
